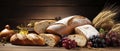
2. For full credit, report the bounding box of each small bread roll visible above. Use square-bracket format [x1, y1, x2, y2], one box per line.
[67, 34, 87, 47]
[40, 34, 60, 47]
[34, 20, 56, 34]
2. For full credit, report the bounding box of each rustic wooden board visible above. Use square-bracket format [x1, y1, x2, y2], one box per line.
[0, 43, 120, 51]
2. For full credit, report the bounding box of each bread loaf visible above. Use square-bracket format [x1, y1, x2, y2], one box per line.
[0, 25, 15, 41]
[67, 34, 87, 47]
[40, 34, 60, 47]
[34, 20, 56, 34]
[75, 25, 99, 39]
[10, 33, 45, 45]
[46, 15, 91, 35]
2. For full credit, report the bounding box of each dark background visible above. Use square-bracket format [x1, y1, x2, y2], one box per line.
[0, 0, 108, 30]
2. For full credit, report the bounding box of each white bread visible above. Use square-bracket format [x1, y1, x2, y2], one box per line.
[46, 15, 91, 35]
[67, 34, 87, 47]
[40, 34, 60, 47]
[34, 20, 56, 34]
[10, 33, 45, 45]
[75, 25, 99, 39]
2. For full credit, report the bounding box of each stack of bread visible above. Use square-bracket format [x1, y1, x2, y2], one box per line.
[8, 15, 100, 47]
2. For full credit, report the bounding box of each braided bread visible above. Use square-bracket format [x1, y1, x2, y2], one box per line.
[10, 33, 45, 46]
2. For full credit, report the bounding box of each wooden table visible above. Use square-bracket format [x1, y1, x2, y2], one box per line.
[0, 43, 120, 51]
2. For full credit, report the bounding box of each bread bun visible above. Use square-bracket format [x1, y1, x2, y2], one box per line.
[0, 25, 15, 41]
[40, 34, 60, 47]
[46, 15, 91, 35]
[34, 20, 56, 34]
[75, 25, 99, 39]
[67, 34, 87, 47]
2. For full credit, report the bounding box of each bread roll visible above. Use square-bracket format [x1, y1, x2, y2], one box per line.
[40, 34, 60, 47]
[46, 15, 91, 35]
[75, 25, 99, 39]
[0, 25, 15, 41]
[34, 20, 56, 34]
[67, 34, 87, 47]
[10, 33, 45, 46]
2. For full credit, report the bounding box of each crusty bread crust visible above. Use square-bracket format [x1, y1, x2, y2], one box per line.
[67, 34, 87, 47]
[34, 20, 56, 34]
[39, 34, 60, 47]
[46, 15, 91, 35]
[10, 33, 45, 46]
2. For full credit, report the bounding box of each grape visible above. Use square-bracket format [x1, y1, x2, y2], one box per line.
[105, 31, 120, 47]
[62, 38, 77, 49]
[87, 35, 106, 48]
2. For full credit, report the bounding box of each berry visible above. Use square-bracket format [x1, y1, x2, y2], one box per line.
[62, 38, 77, 49]
[88, 35, 106, 48]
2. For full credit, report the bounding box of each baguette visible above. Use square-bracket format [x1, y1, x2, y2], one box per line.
[46, 15, 91, 35]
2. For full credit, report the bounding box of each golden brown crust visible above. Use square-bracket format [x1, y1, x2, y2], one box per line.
[34, 20, 56, 34]
[0, 30, 15, 41]
[67, 34, 87, 47]
[10, 33, 45, 46]
[46, 15, 91, 36]
[39, 34, 60, 47]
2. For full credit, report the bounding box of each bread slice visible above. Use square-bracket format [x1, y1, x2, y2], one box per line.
[40, 34, 60, 47]
[34, 20, 56, 34]
[75, 25, 99, 39]
[67, 34, 87, 47]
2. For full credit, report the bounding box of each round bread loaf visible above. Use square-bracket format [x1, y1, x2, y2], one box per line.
[40, 34, 60, 47]
[34, 20, 56, 34]
[46, 15, 91, 35]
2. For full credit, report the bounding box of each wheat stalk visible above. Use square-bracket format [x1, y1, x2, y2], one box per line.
[92, 0, 120, 28]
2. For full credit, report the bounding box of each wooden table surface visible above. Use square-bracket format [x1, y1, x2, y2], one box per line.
[0, 43, 120, 51]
